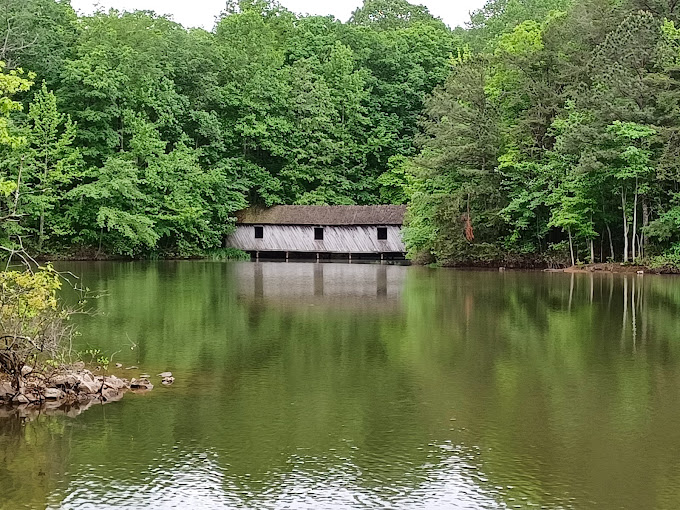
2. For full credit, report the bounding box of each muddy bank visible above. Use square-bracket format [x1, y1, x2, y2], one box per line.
[0, 365, 155, 409]
[435, 262, 676, 275]
[559, 263, 660, 274]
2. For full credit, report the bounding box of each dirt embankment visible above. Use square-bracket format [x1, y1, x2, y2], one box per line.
[559, 263, 655, 274]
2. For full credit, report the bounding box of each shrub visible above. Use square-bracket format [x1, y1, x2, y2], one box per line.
[646, 253, 680, 273]
[0, 265, 73, 389]
[204, 247, 250, 261]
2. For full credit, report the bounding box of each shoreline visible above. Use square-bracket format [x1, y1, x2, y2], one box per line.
[431, 262, 678, 275]
[35, 255, 680, 275]
[0, 365, 155, 409]
[560, 263, 655, 274]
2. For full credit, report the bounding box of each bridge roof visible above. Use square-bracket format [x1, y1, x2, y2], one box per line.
[236, 205, 407, 226]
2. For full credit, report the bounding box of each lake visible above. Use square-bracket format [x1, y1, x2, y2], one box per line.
[2, 261, 680, 509]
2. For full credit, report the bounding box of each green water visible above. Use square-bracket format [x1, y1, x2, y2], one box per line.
[2, 262, 680, 509]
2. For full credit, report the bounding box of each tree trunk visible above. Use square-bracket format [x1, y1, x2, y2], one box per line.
[97, 227, 103, 257]
[606, 224, 614, 261]
[38, 158, 48, 250]
[590, 213, 595, 263]
[642, 197, 649, 259]
[622, 189, 629, 263]
[568, 229, 575, 266]
[590, 239, 595, 264]
[38, 212, 44, 250]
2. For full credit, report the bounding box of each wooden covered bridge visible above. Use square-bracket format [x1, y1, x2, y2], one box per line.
[225, 205, 407, 262]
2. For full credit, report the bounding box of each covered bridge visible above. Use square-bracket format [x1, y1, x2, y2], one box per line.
[226, 205, 407, 261]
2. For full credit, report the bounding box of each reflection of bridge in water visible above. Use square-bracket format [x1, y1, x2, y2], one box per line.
[236, 262, 406, 312]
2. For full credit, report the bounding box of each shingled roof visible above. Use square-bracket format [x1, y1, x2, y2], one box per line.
[236, 205, 407, 226]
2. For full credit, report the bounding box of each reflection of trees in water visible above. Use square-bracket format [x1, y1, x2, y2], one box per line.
[37, 263, 680, 509]
[621, 275, 645, 351]
[398, 271, 680, 509]
[618, 274, 680, 355]
[47, 262, 433, 502]
[0, 410, 70, 509]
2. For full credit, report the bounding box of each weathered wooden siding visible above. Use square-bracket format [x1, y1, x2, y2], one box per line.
[226, 225, 405, 253]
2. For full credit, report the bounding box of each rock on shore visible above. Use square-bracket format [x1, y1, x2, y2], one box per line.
[0, 367, 153, 408]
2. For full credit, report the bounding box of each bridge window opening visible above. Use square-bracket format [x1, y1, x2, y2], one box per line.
[254, 226, 264, 239]
[377, 227, 388, 240]
[314, 227, 324, 241]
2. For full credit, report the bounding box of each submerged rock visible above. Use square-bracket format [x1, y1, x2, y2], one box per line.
[161, 377, 175, 386]
[130, 378, 153, 391]
[157, 372, 173, 378]
[101, 386, 124, 402]
[104, 376, 128, 391]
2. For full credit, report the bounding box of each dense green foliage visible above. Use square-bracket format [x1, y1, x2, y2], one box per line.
[2, 0, 680, 264]
[0, 0, 459, 257]
[407, 0, 680, 266]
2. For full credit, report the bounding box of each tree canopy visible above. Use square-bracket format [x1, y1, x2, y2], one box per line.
[405, 0, 680, 267]
[0, 0, 456, 257]
[1, 0, 680, 266]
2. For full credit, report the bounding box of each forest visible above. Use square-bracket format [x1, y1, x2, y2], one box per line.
[0, 0, 679, 267]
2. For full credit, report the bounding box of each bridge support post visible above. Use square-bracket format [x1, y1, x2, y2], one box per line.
[349, 253, 352, 264]
[256, 251, 259, 262]
[286, 252, 289, 262]
[380, 253, 384, 265]
[316, 252, 320, 263]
